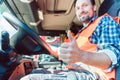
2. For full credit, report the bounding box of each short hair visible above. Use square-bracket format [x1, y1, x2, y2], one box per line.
[74, 0, 95, 6]
[90, 0, 95, 5]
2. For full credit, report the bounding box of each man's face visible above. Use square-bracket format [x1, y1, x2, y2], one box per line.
[75, 0, 96, 24]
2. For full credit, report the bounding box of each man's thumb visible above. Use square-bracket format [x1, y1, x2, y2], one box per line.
[67, 30, 74, 41]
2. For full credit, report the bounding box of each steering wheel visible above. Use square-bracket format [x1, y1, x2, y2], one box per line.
[2, 12, 51, 55]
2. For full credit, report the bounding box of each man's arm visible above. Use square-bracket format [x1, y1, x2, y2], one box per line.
[59, 30, 112, 70]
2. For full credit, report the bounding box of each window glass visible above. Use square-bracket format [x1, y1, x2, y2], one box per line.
[0, 1, 18, 49]
[0, 1, 10, 14]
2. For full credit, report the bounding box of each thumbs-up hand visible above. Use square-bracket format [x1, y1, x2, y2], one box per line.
[59, 30, 81, 65]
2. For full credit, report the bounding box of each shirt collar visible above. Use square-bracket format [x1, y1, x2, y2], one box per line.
[78, 16, 98, 33]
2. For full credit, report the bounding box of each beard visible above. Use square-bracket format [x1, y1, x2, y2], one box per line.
[79, 15, 91, 23]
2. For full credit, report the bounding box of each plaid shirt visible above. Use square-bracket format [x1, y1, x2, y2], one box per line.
[89, 16, 120, 71]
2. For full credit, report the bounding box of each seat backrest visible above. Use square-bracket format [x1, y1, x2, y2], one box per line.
[98, 0, 120, 17]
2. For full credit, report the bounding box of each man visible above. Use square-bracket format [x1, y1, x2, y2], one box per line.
[59, 0, 120, 79]
[21, 0, 120, 80]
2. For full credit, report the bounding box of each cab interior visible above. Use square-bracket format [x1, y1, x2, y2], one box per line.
[0, 0, 120, 80]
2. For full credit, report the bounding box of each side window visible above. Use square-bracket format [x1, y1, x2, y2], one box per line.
[0, 1, 18, 49]
[0, 1, 11, 14]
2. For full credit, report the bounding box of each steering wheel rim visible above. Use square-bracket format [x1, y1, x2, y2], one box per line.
[2, 12, 51, 55]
